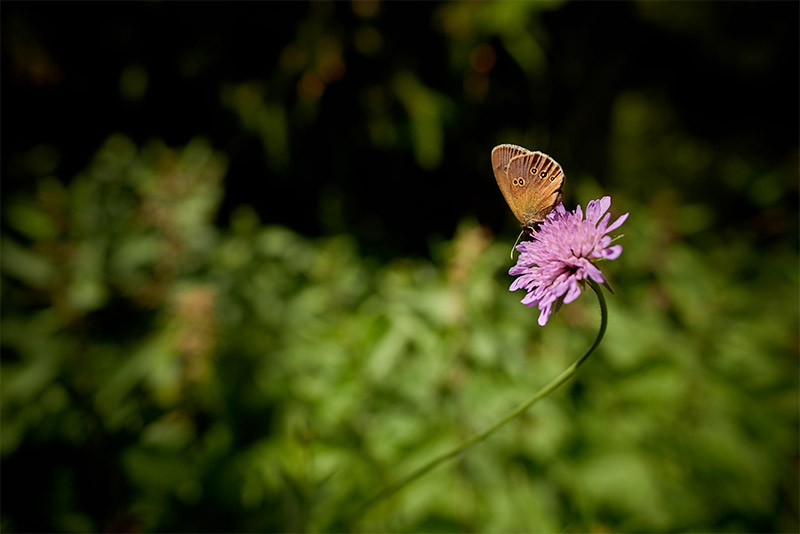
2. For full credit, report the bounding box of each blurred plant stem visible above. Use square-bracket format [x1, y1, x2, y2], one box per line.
[351, 279, 608, 523]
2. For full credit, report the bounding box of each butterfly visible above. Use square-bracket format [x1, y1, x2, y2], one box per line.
[491, 143, 565, 231]
[491, 144, 565, 256]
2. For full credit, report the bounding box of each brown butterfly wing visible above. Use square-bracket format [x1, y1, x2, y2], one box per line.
[491, 144, 531, 222]
[505, 151, 564, 227]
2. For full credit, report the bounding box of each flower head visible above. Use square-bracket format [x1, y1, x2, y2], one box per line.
[509, 196, 628, 326]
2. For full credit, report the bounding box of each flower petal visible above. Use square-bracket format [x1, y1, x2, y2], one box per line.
[602, 244, 623, 260]
[596, 212, 611, 233]
[606, 212, 629, 233]
[585, 262, 605, 283]
[537, 312, 549, 326]
[563, 279, 582, 303]
[586, 196, 611, 224]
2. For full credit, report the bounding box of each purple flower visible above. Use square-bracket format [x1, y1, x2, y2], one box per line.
[509, 196, 628, 326]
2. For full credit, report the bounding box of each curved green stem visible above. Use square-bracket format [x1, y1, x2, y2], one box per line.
[351, 279, 608, 523]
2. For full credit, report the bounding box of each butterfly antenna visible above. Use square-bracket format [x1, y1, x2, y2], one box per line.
[509, 228, 525, 259]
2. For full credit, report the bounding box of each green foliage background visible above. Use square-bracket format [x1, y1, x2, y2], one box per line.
[2, 1, 798, 532]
